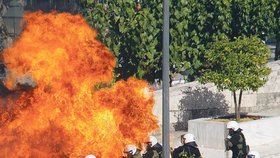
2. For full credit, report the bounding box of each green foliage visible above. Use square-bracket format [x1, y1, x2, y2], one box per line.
[170, 0, 231, 77]
[199, 36, 271, 92]
[199, 36, 271, 120]
[78, 0, 277, 82]
[230, 0, 278, 40]
[274, 1, 280, 60]
[274, 1, 280, 40]
[79, 0, 171, 82]
[79, 0, 233, 82]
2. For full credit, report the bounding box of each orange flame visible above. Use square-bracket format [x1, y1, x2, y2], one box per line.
[0, 11, 158, 158]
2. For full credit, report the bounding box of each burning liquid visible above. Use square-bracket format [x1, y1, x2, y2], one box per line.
[0, 12, 158, 158]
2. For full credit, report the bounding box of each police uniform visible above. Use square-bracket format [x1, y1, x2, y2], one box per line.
[225, 128, 248, 158]
[150, 143, 162, 158]
[132, 149, 142, 158]
[172, 142, 201, 158]
[142, 149, 159, 158]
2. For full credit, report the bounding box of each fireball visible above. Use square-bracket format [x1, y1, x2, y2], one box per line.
[0, 11, 158, 158]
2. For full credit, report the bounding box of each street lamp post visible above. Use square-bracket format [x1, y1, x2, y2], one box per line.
[98, 2, 170, 156]
[162, 0, 170, 158]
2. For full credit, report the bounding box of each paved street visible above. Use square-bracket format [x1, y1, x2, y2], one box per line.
[254, 138, 280, 158]
[252, 107, 280, 158]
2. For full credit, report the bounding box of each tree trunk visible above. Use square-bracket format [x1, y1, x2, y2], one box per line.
[233, 91, 239, 121]
[233, 90, 243, 121]
[275, 40, 280, 61]
[237, 90, 243, 121]
[169, 74, 173, 87]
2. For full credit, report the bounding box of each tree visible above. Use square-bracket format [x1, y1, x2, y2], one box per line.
[198, 36, 271, 121]
[78, 0, 233, 83]
[230, 0, 278, 40]
[78, 1, 171, 82]
[274, 1, 280, 60]
[170, 0, 232, 80]
[79, 0, 277, 83]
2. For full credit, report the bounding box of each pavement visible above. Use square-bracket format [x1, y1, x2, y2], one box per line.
[253, 107, 280, 157]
